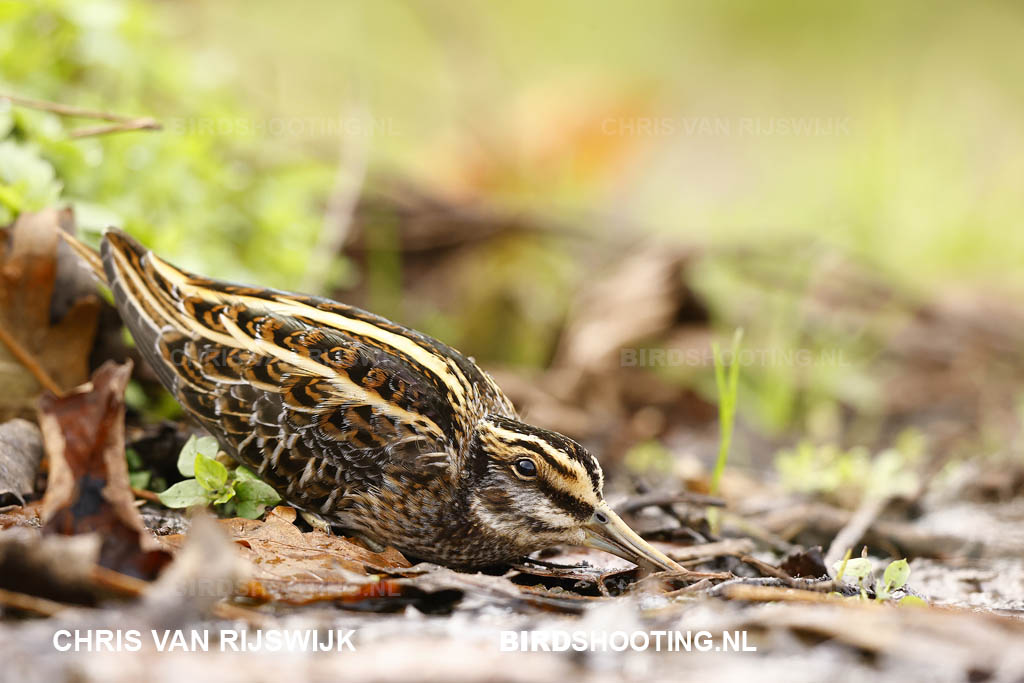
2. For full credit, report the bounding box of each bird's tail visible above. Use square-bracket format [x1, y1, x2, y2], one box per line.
[58, 229, 107, 285]
[61, 228, 201, 393]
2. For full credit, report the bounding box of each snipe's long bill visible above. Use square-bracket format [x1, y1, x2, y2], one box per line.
[67, 229, 685, 573]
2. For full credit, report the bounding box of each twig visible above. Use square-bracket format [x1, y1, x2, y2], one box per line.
[619, 490, 726, 513]
[0, 587, 69, 616]
[740, 554, 796, 582]
[0, 323, 64, 396]
[753, 502, 964, 557]
[70, 119, 161, 138]
[721, 511, 797, 554]
[2, 93, 136, 122]
[662, 577, 714, 598]
[1, 93, 161, 137]
[825, 494, 891, 572]
[722, 583, 846, 604]
[667, 537, 754, 562]
[132, 487, 161, 503]
[89, 566, 149, 598]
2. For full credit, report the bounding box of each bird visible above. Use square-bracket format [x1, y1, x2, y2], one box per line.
[63, 228, 683, 573]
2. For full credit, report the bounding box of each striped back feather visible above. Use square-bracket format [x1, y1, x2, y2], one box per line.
[98, 229, 516, 514]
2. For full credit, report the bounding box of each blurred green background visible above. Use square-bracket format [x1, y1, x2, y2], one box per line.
[3, 0, 1023, 475]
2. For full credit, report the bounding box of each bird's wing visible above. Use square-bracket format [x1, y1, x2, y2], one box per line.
[100, 230, 515, 512]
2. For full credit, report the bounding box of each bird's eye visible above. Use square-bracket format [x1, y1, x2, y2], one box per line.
[513, 458, 537, 478]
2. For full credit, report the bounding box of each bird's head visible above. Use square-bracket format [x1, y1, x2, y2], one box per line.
[464, 415, 682, 572]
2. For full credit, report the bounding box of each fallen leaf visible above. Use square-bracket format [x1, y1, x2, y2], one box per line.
[0, 208, 100, 420]
[0, 527, 103, 607]
[781, 546, 829, 579]
[156, 506, 410, 603]
[142, 513, 251, 626]
[38, 360, 170, 579]
[0, 503, 40, 530]
[0, 418, 43, 505]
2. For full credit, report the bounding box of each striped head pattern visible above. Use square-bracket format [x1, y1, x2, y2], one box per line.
[466, 415, 605, 550]
[466, 415, 683, 572]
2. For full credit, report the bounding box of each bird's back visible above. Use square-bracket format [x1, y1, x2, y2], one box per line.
[100, 230, 516, 518]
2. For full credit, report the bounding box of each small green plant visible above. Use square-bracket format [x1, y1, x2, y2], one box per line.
[623, 439, 675, 476]
[708, 328, 743, 533]
[832, 551, 926, 606]
[775, 430, 923, 505]
[158, 435, 281, 519]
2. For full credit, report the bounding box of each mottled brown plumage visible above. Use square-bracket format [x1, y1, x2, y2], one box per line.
[71, 229, 682, 572]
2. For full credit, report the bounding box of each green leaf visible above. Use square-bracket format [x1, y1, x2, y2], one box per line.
[883, 558, 911, 590]
[899, 595, 927, 607]
[129, 470, 151, 489]
[232, 479, 281, 519]
[233, 465, 262, 482]
[176, 435, 220, 477]
[210, 485, 236, 505]
[235, 478, 281, 504]
[196, 437, 220, 457]
[125, 447, 143, 470]
[177, 436, 199, 476]
[194, 452, 229, 491]
[833, 557, 872, 582]
[234, 499, 266, 519]
[0, 140, 62, 210]
[158, 480, 210, 508]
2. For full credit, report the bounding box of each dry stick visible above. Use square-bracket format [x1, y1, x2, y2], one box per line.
[0, 93, 161, 136]
[0, 323, 64, 396]
[2, 93, 137, 122]
[753, 502, 963, 557]
[723, 583, 847, 604]
[131, 487, 161, 503]
[824, 494, 891, 572]
[70, 119, 161, 138]
[90, 566, 149, 598]
[0, 587, 69, 616]
[619, 490, 726, 513]
[667, 537, 754, 562]
[740, 554, 797, 583]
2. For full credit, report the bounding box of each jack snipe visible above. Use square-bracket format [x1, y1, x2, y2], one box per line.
[69, 229, 682, 572]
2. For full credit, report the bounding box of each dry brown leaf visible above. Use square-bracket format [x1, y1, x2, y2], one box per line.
[0, 209, 100, 420]
[0, 503, 40, 530]
[0, 418, 43, 505]
[224, 505, 410, 575]
[156, 506, 410, 603]
[38, 360, 170, 579]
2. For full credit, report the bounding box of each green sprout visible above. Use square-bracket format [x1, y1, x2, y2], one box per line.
[831, 552, 926, 606]
[708, 328, 743, 533]
[158, 435, 281, 519]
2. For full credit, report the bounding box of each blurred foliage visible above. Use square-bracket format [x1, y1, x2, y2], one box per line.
[181, 0, 1024, 292]
[2, 0, 1022, 454]
[0, 0, 334, 289]
[775, 429, 925, 505]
